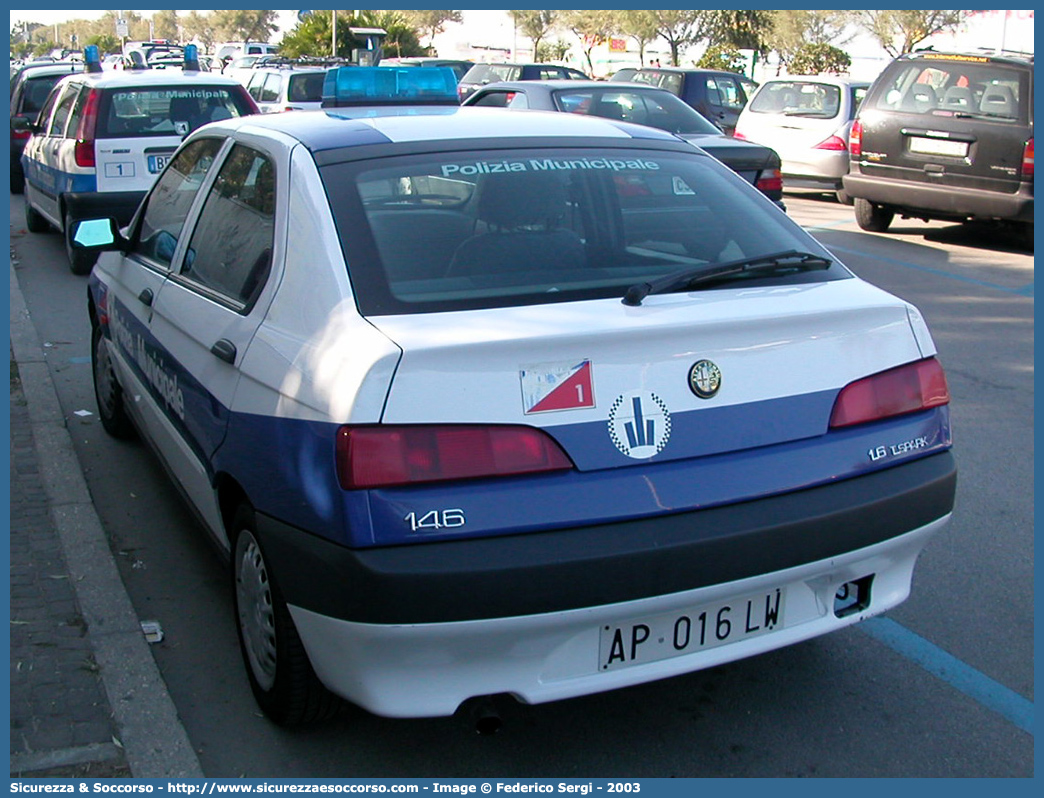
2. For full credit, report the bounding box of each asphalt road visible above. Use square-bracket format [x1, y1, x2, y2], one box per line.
[8, 191, 1033, 777]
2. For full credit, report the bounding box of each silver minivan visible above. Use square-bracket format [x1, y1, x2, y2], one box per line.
[735, 75, 869, 204]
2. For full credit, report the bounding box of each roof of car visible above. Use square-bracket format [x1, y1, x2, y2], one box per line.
[755, 74, 870, 87]
[61, 68, 245, 89]
[469, 80, 677, 94]
[200, 104, 685, 154]
[14, 62, 83, 78]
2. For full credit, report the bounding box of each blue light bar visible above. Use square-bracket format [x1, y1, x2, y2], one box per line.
[85, 44, 103, 74]
[322, 66, 459, 108]
[183, 43, 200, 72]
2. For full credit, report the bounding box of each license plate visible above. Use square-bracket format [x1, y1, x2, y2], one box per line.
[908, 136, 968, 158]
[147, 154, 172, 174]
[599, 586, 785, 671]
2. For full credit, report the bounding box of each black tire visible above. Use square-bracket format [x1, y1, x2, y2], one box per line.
[91, 324, 136, 439]
[65, 211, 99, 275]
[231, 504, 340, 726]
[854, 198, 894, 232]
[24, 198, 50, 233]
[1018, 222, 1033, 252]
[11, 167, 24, 194]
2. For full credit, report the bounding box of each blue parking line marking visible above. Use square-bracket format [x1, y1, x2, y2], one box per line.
[821, 242, 1034, 297]
[859, 617, 1034, 736]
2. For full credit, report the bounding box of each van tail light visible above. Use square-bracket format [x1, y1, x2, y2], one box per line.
[336, 425, 574, 489]
[848, 120, 863, 158]
[756, 167, 783, 193]
[74, 89, 100, 168]
[733, 131, 748, 140]
[829, 358, 949, 429]
[1022, 138, 1034, 179]
[12, 127, 32, 141]
[815, 134, 848, 151]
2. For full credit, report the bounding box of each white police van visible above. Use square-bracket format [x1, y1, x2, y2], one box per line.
[72, 67, 956, 726]
[17, 44, 257, 274]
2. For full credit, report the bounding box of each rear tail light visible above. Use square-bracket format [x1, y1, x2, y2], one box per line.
[74, 89, 100, 168]
[829, 358, 950, 429]
[336, 424, 574, 489]
[733, 131, 748, 140]
[756, 167, 783, 193]
[849, 120, 863, 158]
[815, 134, 848, 151]
[12, 128, 32, 141]
[1022, 138, 1033, 179]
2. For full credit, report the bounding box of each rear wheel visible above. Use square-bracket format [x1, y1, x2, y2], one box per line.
[92, 324, 136, 439]
[65, 211, 99, 275]
[232, 504, 340, 726]
[854, 198, 894, 232]
[24, 198, 50, 233]
[11, 166, 24, 194]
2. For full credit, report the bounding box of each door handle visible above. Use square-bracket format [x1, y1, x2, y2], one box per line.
[138, 288, 153, 306]
[210, 339, 237, 365]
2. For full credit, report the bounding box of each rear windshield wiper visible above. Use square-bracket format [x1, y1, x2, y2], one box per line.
[623, 249, 832, 306]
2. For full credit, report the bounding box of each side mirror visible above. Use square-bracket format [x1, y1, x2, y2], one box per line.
[10, 115, 35, 134]
[69, 218, 128, 252]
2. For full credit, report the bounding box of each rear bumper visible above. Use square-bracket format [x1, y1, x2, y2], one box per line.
[291, 515, 948, 717]
[843, 172, 1034, 223]
[259, 452, 955, 625]
[264, 452, 955, 717]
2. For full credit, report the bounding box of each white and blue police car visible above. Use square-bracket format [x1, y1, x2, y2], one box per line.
[17, 44, 257, 274]
[71, 66, 956, 726]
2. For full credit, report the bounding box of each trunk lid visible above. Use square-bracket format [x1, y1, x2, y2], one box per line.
[371, 277, 925, 471]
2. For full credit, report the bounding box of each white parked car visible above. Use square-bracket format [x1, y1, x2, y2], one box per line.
[70, 66, 955, 726]
[735, 75, 869, 204]
[16, 45, 258, 273]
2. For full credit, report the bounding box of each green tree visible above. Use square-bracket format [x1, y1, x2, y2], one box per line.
[85, 34, 121, 55]
[562, 9, 617, 75]
[695, 45, 747, 73]
[152, 10, 179, 42]
[651, 10, 707, 67]
[182, 11, 218, 52]
[361, 9, 424, 60]
[404, 10, 462, 52]
[615, 10, 659, 66]
[767, 11, 855, 74]
[537, 39, 572, 63]
[508, 11, 560, 62]
[857, 10, 965, 57]
[210, 9, 278, 45]
[789, 43, 852, 75]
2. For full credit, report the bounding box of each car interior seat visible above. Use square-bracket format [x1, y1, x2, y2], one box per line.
[979, 83, 1017, 117]
[902, 83, 938, 113]
[169, 96, 202, 133]
[447, 172, 586, 278]
[941, 85, 975, 111]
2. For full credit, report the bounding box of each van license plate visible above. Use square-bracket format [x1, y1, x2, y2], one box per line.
[909, 137, 968, 158]
[147, 154, 172, 174]
[599, 587, 785, 671]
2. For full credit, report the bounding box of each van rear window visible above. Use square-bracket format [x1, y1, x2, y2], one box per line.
[871, 60, 1028, 122]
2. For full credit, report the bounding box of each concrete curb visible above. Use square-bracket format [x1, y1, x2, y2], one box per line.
[10, 261, 204, 779]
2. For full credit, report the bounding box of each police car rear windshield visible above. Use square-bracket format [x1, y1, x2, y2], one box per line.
[322, 147, 847, 315]
[99, 86, 256, 138]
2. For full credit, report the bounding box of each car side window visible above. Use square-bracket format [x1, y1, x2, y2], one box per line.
[246, 72, 265, 101]
[181, 144, 275, 309]
[47, 85, 79, 137]
[133, 138, 224, 270]
[471, 90, 515, 108]
[260, 73, 282, 103]
[32, 86, 62, 133]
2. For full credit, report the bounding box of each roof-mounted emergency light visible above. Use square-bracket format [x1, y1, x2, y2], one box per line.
[183, 43, 200, 72]
[84, 44, 104, 74]
[321, 66, 459, 108]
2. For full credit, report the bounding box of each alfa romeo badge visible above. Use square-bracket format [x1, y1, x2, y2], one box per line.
[688, 360, 721, 399]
